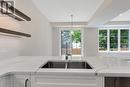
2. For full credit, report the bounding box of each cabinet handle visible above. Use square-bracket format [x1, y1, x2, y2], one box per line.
[25, 78, 29, 87]
[114, 78, 118, 87]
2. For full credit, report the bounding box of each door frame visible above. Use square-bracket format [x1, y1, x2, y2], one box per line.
[59, 27, 84, 58]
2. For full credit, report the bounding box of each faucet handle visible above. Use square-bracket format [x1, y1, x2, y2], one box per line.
[65, 55, 68, 60]
[65, 54, 71, 60]
[67, 53, 71, 56]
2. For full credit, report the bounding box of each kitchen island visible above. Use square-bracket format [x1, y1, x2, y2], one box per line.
[0, 56, 130, 87]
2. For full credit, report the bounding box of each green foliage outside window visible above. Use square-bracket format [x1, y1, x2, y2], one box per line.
[99, 30, 107, 51]
[110, 30, 118, 51]
[99, 29, 129, 51]
[120, 30, 129, 51]
[71, 30, 81, 43]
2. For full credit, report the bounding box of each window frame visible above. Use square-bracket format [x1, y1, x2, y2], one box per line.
[98, 30, 108, 51]
[59, 27, 84, 57]
[98, 28, 130, 52]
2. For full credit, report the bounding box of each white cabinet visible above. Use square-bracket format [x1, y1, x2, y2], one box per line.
[31, 73, 104, 87]
[0, 73, 104, 87]
[13, 74, 31, 87]
[0, 76, 5, 87]
[0, 75, 13, 87]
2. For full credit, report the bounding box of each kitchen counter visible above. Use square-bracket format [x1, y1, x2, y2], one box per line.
[0, 56, 49, 77]
[86, 57, 130, 77]
[0, 56, 130, 77]
[97, 57, 130, 77]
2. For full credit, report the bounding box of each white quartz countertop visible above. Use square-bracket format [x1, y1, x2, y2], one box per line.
[0, 56, 130, 77]
[86, 57, 130, 77]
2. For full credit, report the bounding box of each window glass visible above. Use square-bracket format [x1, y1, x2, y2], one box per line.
[61, 30, 82, 56]
[99, 29, 129, 52]
[61, 30, 71, 55]
[99, 30, 107, 51]
[120, 30, 129, 51]
[110, 30, 118, 51]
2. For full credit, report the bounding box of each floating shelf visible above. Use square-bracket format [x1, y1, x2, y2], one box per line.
[0, 28, 31, 37]
[0, 1, 31, 21]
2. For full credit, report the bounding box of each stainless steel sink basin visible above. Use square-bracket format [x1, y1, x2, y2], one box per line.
[67, 61, 92, 69]
[41, 61, 93, 69]
[41, 61, 66, 68]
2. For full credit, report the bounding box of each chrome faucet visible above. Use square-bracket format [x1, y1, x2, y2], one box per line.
[65, 55, 68, 60]
[65, 42, 71, 60]
[65, 53, 71, 60]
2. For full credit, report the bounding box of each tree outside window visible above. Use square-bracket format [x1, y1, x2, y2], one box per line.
[99, 30, 107, 51]
[99, 29, 129, 52]
[61, 30, 82, 56]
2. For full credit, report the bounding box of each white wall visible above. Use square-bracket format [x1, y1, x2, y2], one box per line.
[83, 27, 98, 57]
[14, 0, 52, 56]
[0, 0, 52, 60]
[52, 27, 98, 57]
[52, 27, 60, 56]
[0, 8, 22, 60]
[84, 27, 130, 58]
[0, 35, 20, 60]
[52, 27, 130, 58]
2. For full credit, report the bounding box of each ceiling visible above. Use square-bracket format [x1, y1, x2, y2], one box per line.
[87, 0, 130, 27]
[32, 0, 104, 22]
[111, 9, 130, 21]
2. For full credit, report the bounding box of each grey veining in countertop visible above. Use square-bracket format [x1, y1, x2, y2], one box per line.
[0, 56, 130, 77]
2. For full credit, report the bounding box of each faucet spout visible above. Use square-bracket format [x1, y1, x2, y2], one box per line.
[65, 55, 68, 60]
[65, 42, 71, 60]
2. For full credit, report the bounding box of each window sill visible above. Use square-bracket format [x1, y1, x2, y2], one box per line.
[98, 50, 130, 53]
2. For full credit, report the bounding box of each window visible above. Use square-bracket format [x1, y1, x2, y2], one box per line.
[61, 29, 82, 56]
[110, 30, 118, 51]
[120, 30, 129, 51]
[99, 29, 129, 52]
[61, 30, 71, 55]
[99, 30, 107, 51]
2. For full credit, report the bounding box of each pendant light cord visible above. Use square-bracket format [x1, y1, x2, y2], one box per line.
[71, 14, 74, 28]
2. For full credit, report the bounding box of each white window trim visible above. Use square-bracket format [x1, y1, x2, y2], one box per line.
[59, 27, 84, 57]
[118, 29, 120, 51]
[107, 29, 110, 51]
[98, 28, 130, 53]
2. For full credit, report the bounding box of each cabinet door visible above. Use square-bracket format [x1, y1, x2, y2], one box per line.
[0, 75, 13, 87]
[13, 74, 31, 87]
[31, 74, 103, 87]
[0, 76, 6, 87]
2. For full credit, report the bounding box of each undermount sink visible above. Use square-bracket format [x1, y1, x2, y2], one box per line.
[41, 61, 93, 69]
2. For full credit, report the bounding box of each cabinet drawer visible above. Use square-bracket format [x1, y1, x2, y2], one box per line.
[35, 84, 96, 87]
[35, 76, 97, 85]
[13, 74, 31, 87]
[32, 75, 98, 86]
[32, 75, 104, 87]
